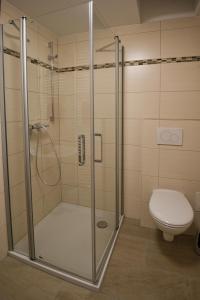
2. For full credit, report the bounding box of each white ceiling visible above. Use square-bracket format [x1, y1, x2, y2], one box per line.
[6, 0, 199, 35]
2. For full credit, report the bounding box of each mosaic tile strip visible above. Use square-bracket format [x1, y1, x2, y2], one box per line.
[3, 47, 59, 71]
[3, 47, 200, 73]
[58, 56, 200, 72]
[124, 56, 200, 67]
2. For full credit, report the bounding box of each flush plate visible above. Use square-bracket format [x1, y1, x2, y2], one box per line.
[157, 127, 183, 146]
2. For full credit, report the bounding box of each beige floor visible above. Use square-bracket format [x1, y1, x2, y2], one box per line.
[0, 218, 200, 300]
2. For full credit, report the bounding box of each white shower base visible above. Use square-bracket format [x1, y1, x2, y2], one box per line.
[15, 203, 115, 279]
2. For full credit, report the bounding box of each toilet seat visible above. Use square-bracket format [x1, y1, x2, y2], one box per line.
[152, 214, 192, 229]
[149, 189, 193, 227]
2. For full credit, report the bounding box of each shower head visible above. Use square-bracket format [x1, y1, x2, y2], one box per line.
[8, 19, 30, 43]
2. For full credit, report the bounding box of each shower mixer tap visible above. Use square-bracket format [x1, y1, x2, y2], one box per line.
[30, 122, 49, 130]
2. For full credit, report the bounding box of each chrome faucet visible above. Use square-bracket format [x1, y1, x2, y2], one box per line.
[30, 122, 49, 130]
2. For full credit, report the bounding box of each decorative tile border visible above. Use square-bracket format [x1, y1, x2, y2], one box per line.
[3, 47, 200, 73]
[3, 47, 59, 71]
[124, 56, 200, 67]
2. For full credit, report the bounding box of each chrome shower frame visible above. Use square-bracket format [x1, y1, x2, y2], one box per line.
[0, 0, 124, 290]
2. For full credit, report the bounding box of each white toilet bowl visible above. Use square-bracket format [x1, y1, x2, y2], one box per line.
[149, 189, 194, 242]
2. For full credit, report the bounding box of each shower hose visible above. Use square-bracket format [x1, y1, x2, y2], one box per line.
[31, 123, 61, 187]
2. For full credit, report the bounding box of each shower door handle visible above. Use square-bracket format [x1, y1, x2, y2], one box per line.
[95, 133, 102, 163]
[78, 134, 85, 166]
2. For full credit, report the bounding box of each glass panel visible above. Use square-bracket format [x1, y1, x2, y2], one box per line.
[93, 7, 117, 271]
[26, 3, 92, 280]
[3, 20, 29, 256]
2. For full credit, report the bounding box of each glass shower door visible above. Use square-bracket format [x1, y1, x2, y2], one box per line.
[17, 4, 94, 280]
[93, 14, 121, 273]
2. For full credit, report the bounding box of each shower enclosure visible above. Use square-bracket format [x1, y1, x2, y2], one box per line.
[0, 0, 124, 288]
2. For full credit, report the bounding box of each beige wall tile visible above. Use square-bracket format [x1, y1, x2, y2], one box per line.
[76, 70, 89, 94]
[95, 165, 115, 192]
[59, 72, 75, 95]
[161, 62, 200, 91]
[125, 65, 160, 92]
[94, 94, 115, 119]
[75, 40, 89, 65]
[4, 55, 20, 89]
[61, 163, 77, 186]
[141, 201, 156, 229]
[59, 94, 75, 118]
[58, 43, 75, 67]
[60, 119, 76, 142]
[28, 92, 41, 122]
[161, 27, 200, 58]
[5, 89, 22, 122]
[124, 170, 142, 199]
[142, 120, 159, 148]
[78, 164, 91, 187]
[60, 142, 77, 164]
[33, 196, 44, 225]
[159, 149, 200, 181]
[160, 91, 200, 120]
[124, 145, 141, 171]
[122, 31, 160, 60]
[62, 185, 78, 204]
[78, 186, 91, 207]
[124, 92, 160, 119]
[94, 69, 115, 93]
[77, 93, 90, 119]
[8, 152, 25, 187]
[12, 211, 28, 244]
[124, 119, 141, 146]
[142, 175, 159, 203]
[124, 196, 141, 220]
[141, 148, 159, 176]
[27, 63, 39, 93]
[7, 122, 23, 155]
[95, 189, 115, 211]
[10, 183, 26, 218]
[43, 187, 60, 216]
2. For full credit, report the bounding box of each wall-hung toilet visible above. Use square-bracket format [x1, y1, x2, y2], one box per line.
[149, 189, 194, 242]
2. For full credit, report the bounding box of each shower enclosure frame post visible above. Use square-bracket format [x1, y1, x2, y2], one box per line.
[20, 16, 35, 260]
[0, 25, 14, 251]
[89, 0, 96, 283]
[115, 35, 120, 230]
[121, 45, 125, 216]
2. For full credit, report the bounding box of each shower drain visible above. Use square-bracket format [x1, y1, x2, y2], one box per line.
[97, 220, 108, 229]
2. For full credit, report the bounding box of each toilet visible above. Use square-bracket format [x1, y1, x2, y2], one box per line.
[149, 189, 194, 242]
